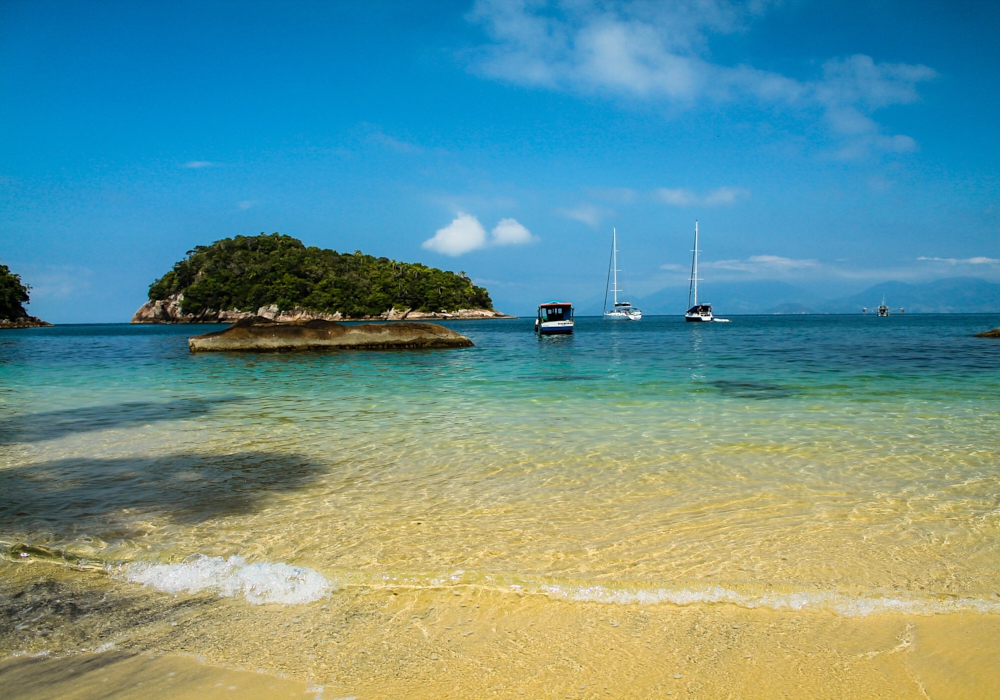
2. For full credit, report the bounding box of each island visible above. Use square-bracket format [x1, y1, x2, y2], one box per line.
[188, 316, 474, 352]
[0, 264, 52, 329]
[975, 327, 1000, 338]
[133, 233, 515, 323]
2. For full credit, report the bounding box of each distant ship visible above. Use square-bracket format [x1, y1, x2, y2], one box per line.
[685, 221, 728, 323]
[863, 296, 904, 316]
[603, 228, 641, 321]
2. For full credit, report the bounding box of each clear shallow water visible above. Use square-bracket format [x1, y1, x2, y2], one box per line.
[2, 315, 1000, 615]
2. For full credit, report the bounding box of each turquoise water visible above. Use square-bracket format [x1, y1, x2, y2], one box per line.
[2, 315, 1000, 614]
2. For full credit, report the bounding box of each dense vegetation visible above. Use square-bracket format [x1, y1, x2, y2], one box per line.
[0, 264, 31, 320]
[148, 233, 494, 317]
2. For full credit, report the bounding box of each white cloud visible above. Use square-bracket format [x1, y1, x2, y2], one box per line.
[655, 186, 749, 206]
[467, 1, 936, 157]
[423, 213, 489, 256]
[492, 217, 537, 245]
[555, 203, 607, 226]
[237, 200, 256, 210]
[183, 161, 217, 169]
[704, 255, 820, 273]
[918, 256, 1000, 265]
[423, 214, 537, 256]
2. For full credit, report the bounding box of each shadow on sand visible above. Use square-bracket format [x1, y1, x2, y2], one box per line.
[0, 398, 245, 444]
[0, 451, 327, 538]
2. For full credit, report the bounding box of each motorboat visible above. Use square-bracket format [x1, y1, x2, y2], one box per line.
[535, 301, 574, 334]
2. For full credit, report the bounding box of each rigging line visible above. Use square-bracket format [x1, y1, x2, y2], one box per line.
[603, 231, 615, 313]
[688, 237, 696, 309]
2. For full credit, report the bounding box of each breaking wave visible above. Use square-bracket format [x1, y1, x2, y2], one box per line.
[120, 554, 333, 604]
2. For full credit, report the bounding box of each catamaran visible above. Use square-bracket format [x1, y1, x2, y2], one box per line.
[604, 228, 642, 320]
[685, 221, 728, 322]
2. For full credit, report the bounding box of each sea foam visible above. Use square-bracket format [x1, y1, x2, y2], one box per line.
[539, 584, 1000, 617]
[122, 554, 333, 604]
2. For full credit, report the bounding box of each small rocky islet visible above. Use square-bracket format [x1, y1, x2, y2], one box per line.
[975, 327, 1000, 338]
[132, 232, 513, 325]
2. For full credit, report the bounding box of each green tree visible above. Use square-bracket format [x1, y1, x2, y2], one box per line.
[148, 233, 494, 318]
[0, 264, 30, 320]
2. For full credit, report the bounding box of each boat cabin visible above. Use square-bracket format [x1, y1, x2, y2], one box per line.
[535, 302, 575, 334]
[685, 304, 714, 322]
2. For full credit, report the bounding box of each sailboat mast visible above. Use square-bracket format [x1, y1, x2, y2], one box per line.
[688, 220, 700, 308]
[693, 221, 699, 307]
[612, 228, 619, 306]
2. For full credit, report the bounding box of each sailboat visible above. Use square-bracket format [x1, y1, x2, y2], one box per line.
[603, 228, 642, 320]
[685, 221, 728, 322]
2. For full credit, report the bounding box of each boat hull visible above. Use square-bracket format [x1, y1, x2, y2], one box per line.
[685, 314, 713, 322]
[537, 321, 574, 334]
[604, 311, 642, 321]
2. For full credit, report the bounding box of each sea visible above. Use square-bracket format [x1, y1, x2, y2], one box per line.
[2, 314, 1000, 698]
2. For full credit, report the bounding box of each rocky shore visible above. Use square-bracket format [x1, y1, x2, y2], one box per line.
[975, 327, 1000, 338]
[132, 293, 515, 324]
[188, 316, 474, 352]
[0, 316, 52, 329]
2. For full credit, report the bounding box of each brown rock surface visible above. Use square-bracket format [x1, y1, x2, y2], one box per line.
[0, 316, 52, 329]
[975, 327, 1000, 338]
[188, 316, 474, 352]
[133, 293, 514, 324]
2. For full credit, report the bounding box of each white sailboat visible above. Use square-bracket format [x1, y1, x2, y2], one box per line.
[685, 221, 728, 322]
[604, 228, 642, 320]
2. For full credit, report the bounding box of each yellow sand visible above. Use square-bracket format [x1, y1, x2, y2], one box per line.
[3, 563, 999, 699]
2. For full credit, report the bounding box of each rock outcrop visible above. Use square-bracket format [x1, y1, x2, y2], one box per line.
[0, 316, 53, 329]
[188, 317, 474, 353]
[975, 327, 1000, 338]
[133, 293, 514, 324]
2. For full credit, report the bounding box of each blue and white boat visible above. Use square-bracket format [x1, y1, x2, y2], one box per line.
[535, 301, 574, 334]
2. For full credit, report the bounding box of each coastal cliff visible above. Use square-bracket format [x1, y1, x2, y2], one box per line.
[133, 233, 514, 323]
[188, 316, 474, 352]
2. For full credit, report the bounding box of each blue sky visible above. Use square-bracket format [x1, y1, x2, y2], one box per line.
[2, 0, 998, 321]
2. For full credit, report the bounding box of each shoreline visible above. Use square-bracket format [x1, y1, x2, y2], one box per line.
[3, 561, 998, 699]
[131, 295, 516, 324]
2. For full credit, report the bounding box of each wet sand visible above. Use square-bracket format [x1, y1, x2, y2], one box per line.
[4, 562, 999, 699]
[0, 653, 310, 700]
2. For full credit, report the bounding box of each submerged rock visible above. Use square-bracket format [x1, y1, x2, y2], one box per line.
[975, 327, 1000, 338]
[188, 317, 474, 352]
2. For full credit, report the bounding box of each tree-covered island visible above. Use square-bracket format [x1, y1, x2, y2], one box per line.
[133, 233, 513, 323]
[0, 263, 52, 328]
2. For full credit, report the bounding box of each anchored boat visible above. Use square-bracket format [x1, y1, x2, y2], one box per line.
[535, 301, 574, 335]
[603, 228, 642, 321]
[685, 221, 728, 322]
[863, 296, 904, 316]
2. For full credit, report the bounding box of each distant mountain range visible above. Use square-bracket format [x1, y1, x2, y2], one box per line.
[581, 277, 1000, 315]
